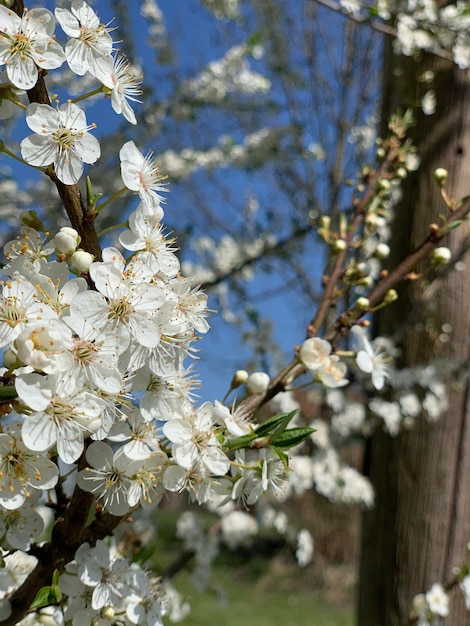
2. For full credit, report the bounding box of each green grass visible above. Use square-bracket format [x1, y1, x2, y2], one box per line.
[148, 510, 353, 626]
[170, 572, 353, 626]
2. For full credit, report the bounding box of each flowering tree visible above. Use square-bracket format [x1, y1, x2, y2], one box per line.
[0, 1, 469, 625]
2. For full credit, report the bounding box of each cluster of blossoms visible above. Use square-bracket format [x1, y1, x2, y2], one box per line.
[0, 0, 466, 624]
[182, 43, 269, 103]
[0, 3, 320, 622]
[337, 0, 470, 69]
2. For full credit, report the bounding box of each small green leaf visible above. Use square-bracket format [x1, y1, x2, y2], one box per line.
[271, 426, 316, 449]
[30, 572, 62, 610]
[224, 432, 257, 451]
[272, 447, 290, 468]
[30, 586, 54, 610]
[445, 220, 462, 232]
[255, 410, 297, 437]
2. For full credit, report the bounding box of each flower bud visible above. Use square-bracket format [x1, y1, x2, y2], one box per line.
[374, 243, 390, 259]
[332, 239, 347, 253]
[70, 249, 94, 273]
[355, 297, 370, 311]
[3, 349, 18, 369]
[19, 210, 46, 231]
[434, 168, 448, 185]
[377, 178, 391, 191]
[384, 289, 398, 304]
[246, 372, 270, 394]
[231, 369, 249, 388]
[101, 607, 115, 619]
[432, 246, 451, 265]
[54, 227, 80, 254]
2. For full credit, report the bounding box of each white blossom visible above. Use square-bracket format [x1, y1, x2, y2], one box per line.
[20, 102, 100, 185]
[0, 6, 65, 90]
[55, 1, 114, 78]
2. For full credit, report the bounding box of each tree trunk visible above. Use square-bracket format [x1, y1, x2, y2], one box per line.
[357, 42, 470, 626]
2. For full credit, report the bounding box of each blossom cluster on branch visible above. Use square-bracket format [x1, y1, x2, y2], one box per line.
[0, 1, 469, 625]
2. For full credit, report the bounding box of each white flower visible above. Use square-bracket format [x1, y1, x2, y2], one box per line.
[354, 327, 391, 390]
[64, 314, 123, 394]
[296, 529, 314, 567]
[163, 463, 215, 504]
[460, 575, 470, 609]
[298, 337, 331, 370]
[0, 496, 45, 550]
[96, 53, 142, 125]
[15, 319, 74, 375]
[221, 510, 258, 550]
[69, 253, 165, 349]
[119, 209, 180, 276]
[76, 441, 136, 516]
[126, 567, 163, 626]
[0, 6, 65, 89]
[163, 402, 230, 475]
[76, 540, 130, 610]
[0, 431, 58, 510]
[120, 141, 167, 216]
[425, 582, 449, 617]
[214, 400, 251, 437]
[126, 451, 168, 510]
[20, 102, 101, 185]
[318, 356, 348, 388]
[15, 373, 106, 464]
[0, 278, 56, 349]
[55, 1, 114, 78]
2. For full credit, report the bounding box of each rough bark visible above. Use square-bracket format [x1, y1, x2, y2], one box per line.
[358, 42, 470, 626]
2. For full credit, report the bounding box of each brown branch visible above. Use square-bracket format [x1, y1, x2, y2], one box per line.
[325, 196, 470, 342]
[238, 196, 470, 418]
[10, 0, 102, 262]
[308, 141, 401, 335]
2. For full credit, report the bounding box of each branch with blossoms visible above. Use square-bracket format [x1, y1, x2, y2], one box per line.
[312, 0, 470, 69]
[0, 2, 469, 626]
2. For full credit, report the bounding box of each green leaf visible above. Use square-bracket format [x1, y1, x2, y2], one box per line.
[255, 410, 297, 437]
[30, 572, 62, 609]
[30, 587, 55, 610]
[272, 447, 290, 468]
[271, 426, 316, 449]
[445, 220, 462, 232]
[224, 432, 257, 451]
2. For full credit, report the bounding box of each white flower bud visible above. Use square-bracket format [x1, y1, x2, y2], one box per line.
[70, 249, 94, 273]
[231, 369, 249, 388]
[434, 168, 448, 185]
[355, 297, 370, 311]
[54, 227, 80, 254]
[332, 239, 347, 253]
[377, 178, 391, 191]
[247, 372, 270, 394]
[432, 247, 451, 265]
[100, 607, 115, 619]
[374, 243, 390, 259]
